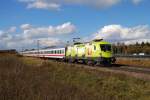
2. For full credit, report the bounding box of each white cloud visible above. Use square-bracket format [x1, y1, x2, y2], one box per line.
[0, 31, 5, 38]
[63, 0, 121, 8]
[0, 30, 13, 40]
[39, 38, 64, 46]
[19, 0, 121, 10]
[27, 0, 60, 10]
[8, 26, 17, 33]
[93, 24, 150, 43]
[0, 22, 76, 50]
[132, 0, 143, 5]
[121, 39, 150, 45]
[20, 24, 32, 30]
[18, 0, 144, 10]
[22, 22, 76, 38]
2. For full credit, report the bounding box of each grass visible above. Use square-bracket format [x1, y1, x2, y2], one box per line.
[0, 54, 150, 100]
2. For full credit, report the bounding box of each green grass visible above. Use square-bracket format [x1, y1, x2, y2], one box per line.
[0, 54, 150, 100]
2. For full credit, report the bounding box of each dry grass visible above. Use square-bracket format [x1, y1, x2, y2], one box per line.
[0, 54, 150, 100]
[116, 58, 150, 68]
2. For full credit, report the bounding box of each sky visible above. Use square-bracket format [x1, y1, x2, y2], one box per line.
[0, 0, 150, 50]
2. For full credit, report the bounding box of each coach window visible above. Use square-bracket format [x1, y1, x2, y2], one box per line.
[62, 50, 64, 54]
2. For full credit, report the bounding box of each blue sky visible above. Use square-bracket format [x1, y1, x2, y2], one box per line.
[0, 0, 150, 50]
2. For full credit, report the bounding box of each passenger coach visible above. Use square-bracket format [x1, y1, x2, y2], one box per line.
[22, 48, 65, 59]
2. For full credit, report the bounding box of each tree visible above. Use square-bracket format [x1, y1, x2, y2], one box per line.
[141, 42, 145, 47]
[145, 42, 150, 46]
[135, 42, 139, 46]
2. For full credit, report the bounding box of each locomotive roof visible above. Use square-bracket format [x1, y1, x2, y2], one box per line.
[73, 42, 83, 45]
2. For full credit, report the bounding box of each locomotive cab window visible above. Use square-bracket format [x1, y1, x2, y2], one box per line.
[94, 45, 96, 50]
[100, 44, 111, 52]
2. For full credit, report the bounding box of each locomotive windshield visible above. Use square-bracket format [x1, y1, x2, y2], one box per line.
[100, 44, 111, 52]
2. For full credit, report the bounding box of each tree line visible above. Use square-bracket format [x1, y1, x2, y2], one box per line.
[112, 42, 150, 55]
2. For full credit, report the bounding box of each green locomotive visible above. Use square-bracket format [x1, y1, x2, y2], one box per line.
[65, 39, 116, 65]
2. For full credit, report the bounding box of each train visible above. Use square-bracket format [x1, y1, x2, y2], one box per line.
[21, 39, 116, 65]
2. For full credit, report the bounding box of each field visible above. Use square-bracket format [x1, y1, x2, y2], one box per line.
[116, 58, 150, 68]
[0, 54, 150, 100]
